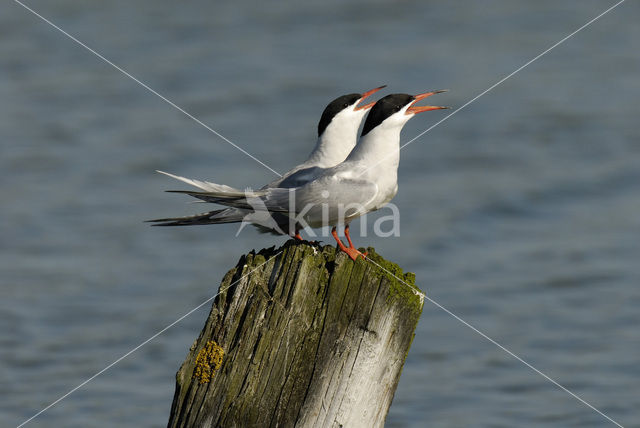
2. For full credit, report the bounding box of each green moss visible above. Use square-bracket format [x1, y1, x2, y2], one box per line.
[252, 253, 267, 267]
[364, 247, 423, 318]
[235, 240, 424, 317]
[403, 271, 416, 286]
[321, 245, 337, 262]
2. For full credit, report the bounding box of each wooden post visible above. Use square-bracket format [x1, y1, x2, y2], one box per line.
[167, 240, 424, 428]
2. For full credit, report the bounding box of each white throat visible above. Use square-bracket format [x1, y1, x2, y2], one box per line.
[345, 114, 411, 171]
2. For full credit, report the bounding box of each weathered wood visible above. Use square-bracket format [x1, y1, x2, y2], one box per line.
[167, 240, 424, 428]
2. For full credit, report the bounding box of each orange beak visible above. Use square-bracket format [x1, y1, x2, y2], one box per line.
[355, 85, 387, 111]
[406, 90, 449, 115]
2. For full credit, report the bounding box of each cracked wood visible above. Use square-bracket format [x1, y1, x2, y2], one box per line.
[167, 240, 423, 428]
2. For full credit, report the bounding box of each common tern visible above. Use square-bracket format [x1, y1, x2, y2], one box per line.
[157, 91, 447, 260]
[149, 86, 386, 235]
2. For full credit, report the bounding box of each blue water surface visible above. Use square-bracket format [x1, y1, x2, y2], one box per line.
[1, 1, 638, 426]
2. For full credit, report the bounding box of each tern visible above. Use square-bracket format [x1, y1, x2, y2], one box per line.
[156, 91, 447, 260]
[149, 86, 386, 236]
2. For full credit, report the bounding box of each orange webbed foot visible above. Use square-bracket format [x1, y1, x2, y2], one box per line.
[341, 246, 367, 261]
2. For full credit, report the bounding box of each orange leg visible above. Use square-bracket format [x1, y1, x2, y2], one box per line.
[291, 226, 303, 241]
[332, 226, 366, 261]
[344, 225, 368, 257]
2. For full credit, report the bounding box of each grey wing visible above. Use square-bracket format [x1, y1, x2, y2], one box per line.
[292, 176, 377, 209]
[252, 175, 379, 227]
[261, 165, 325, 189]
[275, 166, 326, 188]
[165, 174, 378, 220]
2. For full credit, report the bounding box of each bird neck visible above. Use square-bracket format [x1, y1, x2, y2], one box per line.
[305, 120, 358, 168]
[346, 125, 401, 171]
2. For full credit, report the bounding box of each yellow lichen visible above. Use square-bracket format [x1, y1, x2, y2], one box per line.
[193, 340, 224, 384]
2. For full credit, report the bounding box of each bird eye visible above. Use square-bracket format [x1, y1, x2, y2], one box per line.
[343, 103, 349, 108]
[394, 105, 401, 111]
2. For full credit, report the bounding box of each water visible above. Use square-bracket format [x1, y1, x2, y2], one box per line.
[2, 1, 639, 426]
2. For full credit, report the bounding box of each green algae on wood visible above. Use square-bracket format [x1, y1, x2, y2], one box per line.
[168, 240, 424, 428]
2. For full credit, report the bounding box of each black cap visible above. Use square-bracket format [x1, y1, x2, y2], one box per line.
[317, 93, 362, 137]
[360, 94, 414, 137]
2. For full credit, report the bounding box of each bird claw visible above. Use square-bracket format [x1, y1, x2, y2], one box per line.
[342, 247, 367, 261]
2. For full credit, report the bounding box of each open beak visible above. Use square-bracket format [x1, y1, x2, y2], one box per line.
[355, 85, 387, 111]
[406, 90, 449, 115]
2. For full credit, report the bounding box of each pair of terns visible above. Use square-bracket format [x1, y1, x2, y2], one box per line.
[150, 86, 447, 260]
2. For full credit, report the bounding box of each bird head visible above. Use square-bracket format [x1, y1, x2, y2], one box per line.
[360, 91, 448, 136]
[317, 85, 386, 137]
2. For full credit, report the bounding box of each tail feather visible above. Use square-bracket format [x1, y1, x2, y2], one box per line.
[147, 208, 296, 236]
[157, 170, 270, 209]
[156, 170, 247, 196]
[152, 170, 294, 233]
[164, 189, 276, 211]
[147, 208, 246, 226]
